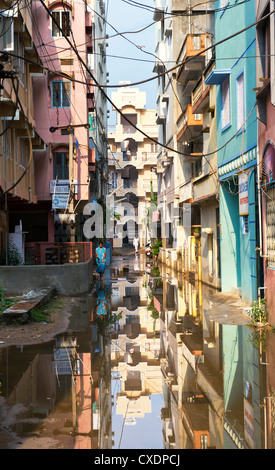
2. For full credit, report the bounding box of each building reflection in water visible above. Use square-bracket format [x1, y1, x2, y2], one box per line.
[110, 271, 162, 445]
[0, 257, 275, 449]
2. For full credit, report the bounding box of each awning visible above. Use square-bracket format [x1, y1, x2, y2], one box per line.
[205, 69, 231, 85]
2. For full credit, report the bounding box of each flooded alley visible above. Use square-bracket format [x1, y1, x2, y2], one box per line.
[0, 251, 274, 450]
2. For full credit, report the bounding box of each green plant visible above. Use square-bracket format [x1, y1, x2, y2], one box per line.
[113, 211, 121, 220]
[249, 298, 268, 324]
[0, 283, 14, 317]
[0, 243, 23, 266]
[152, 239, 162, 257]
[30, 298, 64, 323]
[9, 242, 23, 265]
[30, 307, 51, 323]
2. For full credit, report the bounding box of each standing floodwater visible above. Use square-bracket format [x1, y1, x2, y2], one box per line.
[0, 253, 275, 449]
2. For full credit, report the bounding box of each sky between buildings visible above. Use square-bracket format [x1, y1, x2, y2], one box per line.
[106, 0, 158, 125]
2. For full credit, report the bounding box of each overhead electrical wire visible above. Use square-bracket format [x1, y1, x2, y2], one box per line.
[120, 0, 251, 16]
[0, 0, 269, 178]
[2, 4, 272, 92]
[26, 5, 272, 91]
[0, 1, 272, 180]
[37, 1, 274, 162]
[29, 0, 251, 66]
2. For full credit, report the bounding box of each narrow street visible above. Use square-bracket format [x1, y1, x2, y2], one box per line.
[0, 249, 274, 450]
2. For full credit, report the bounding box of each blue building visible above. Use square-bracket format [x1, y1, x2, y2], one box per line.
[205, 0, 260, 304]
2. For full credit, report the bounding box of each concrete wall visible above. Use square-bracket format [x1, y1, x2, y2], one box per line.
[0, 259, 94, 296]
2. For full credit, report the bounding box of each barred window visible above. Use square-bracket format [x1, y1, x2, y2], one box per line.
[266, 185, 275, 268]
[51, 81, 71, 108]
[53, 152, 69, 179]
[51, 11, 71, 37]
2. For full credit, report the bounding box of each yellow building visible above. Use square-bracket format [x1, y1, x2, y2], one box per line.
[108, 85, 158, 248]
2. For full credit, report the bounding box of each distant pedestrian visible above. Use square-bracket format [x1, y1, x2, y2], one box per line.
[95, 241, 106, 279]
[133, 235, 140, 253]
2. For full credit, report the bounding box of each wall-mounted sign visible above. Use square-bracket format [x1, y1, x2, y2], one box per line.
[239, 172, 249, 215]
[52, 193, 69, 210]
[50, 180, 78, 194]
[244, 397, 254, 448]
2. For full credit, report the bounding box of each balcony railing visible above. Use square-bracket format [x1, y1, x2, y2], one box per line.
[25, 242, 93, 265]
[176, 104, 203, 141]
[178, 34, 206, 63]
[191, 61, 215, 112]
[108, 151, 157, 166]
[177, 34, 206, 84]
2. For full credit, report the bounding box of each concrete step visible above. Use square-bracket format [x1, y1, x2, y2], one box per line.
[2, 287, 56, 324]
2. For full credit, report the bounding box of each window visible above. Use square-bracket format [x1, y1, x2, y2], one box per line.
[236, 72, 245, 131]
[53, 152, 69, 179]
[266, 185, 275, 267]
[20, 138, 29, 168]
[221, 76, 230, 130]
[111, 171, 118, 190]
[51, 81, 71, 108]
[0, 15, 14, 51]
[51, 10, 71, 37]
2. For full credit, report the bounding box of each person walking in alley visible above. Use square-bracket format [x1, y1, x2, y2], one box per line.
[133, 235, 140, 253]
[95, 241, 106, 279]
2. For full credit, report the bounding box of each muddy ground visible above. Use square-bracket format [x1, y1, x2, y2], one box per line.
[0, 296, 74, 349]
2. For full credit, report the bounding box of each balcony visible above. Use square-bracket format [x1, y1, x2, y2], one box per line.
[176, 34, 206, 85]
[191, 76, 209, 114]
[153, 41, 166, 73]
[87, 80, 94, 112]
[153, 0, 164, 21]
[192, 61, 215, 114]
[156, 94, 169, 124]
[157, 151, 173, 173]
[108, 151, 157, 169]
[176, 104, 203, 141]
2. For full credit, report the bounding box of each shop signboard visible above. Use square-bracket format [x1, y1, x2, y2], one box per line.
[239, 172, 249, 215]
[244, 397, 254, 448]
[50, 180, 78, 194]
[52, 193, 69, 210]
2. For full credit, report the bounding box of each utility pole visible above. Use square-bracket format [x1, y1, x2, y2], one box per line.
[68, 124, 75, 242]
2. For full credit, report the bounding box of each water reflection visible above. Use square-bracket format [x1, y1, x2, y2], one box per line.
[0, 254, 275, 449]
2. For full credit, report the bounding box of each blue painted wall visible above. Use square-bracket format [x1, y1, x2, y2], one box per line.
[214, 0, 258, 303]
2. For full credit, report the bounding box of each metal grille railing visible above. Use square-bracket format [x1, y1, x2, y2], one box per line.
[25, 242, 93, 265]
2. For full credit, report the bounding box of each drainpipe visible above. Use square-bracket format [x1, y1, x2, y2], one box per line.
[263, 396, 273, 449]
[188, 1, 191, 34]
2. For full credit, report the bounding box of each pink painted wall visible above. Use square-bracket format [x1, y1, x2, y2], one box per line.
[258, 94, 275, 324]
[32, 0, 90, 203]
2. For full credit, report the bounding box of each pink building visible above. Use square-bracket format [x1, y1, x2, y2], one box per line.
[31, 0, 95, 245]
[256, 1, 275, 323]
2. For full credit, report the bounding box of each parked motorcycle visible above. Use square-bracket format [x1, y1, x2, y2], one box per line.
[145, 243, 152, 258]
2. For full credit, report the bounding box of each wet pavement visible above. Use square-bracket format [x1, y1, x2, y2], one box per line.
[0, 251, 275, 450]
